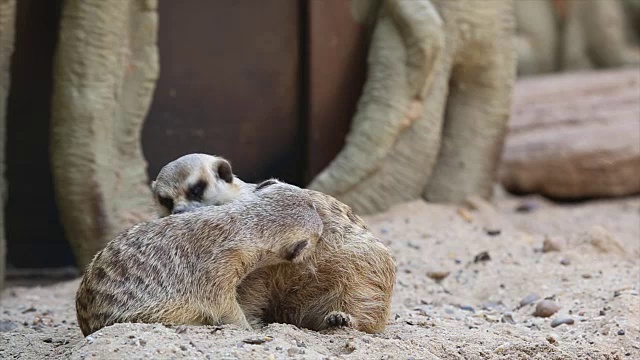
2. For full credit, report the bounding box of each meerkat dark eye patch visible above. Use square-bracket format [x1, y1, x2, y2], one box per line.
[187, 180, 207, 201]
[158, 196, 174, 211]
[255, 179, 278, 191]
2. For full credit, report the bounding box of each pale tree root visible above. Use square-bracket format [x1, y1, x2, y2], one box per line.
[50, 0, 159, 270]
[309, 0, 516, 215]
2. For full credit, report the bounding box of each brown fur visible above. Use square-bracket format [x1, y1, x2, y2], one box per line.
[152, 154, 397, 333]
[75, 182, 323, 336]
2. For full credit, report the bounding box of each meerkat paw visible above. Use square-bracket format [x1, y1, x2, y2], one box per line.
[324, 311, 354, 328]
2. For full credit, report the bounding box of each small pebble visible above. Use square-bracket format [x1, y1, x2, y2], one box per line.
[586, 225, 625, 254]
[344, 340, 357, 353]
[551, 317, 575, 328]
[618, 329, 626, 336]
[288, 347, 304, 356]
[457, 207, 473, 223]
[180, 345, 188, 351]
[242, 336, 273, 345]
[43, 337, 53, 343]
[501, 313, 516, 325]
[515, 200, 539, 213]
[542, 237, 562, 252]
[86, 336, 95, 344]
[546, 334, 559, 344]
[175, 325, 188, 334]
[582, 274, 592, 279]
[459, 305, 475, 313]
[474, 251, 491, 263]
[482, 301, 504, 311]
[560, 258, 571, 266]
[533, 300, 561, 318]
[520, 294, 540, 307]
[426, 271, 450, 281]
[413, 306, 430, 316]
[484, 228, 501, 236]
[21, 307, 37, 314]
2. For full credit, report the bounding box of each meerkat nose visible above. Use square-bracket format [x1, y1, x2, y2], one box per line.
[172, 206, 188, 214]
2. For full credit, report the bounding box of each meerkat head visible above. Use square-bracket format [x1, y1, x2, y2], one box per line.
[151, 153, 245, 216]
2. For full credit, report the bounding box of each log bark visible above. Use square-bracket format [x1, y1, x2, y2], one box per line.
[51, 0, 159, 270]
[499, 68, 640, 199]
[0, 0, 16, 291]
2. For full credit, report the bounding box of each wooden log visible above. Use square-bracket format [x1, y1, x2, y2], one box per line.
[499, 68, 640, 199]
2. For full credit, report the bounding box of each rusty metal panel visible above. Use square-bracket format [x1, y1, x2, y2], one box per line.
[143, 0, 304, 185]
[306, 0, 369, 182]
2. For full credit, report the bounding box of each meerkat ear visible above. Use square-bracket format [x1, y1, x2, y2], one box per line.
[216, 160, 234, 183]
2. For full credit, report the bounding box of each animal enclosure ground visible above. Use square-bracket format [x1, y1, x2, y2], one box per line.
[1, 189, 639, 359]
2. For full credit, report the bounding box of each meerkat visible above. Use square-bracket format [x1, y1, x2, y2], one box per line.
[75, 182, 323, 336]
[151, 154, 396, 333]
[150, 153, 251, 217]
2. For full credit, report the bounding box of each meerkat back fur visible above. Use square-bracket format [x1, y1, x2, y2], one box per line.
[76, 182, 323, 336]
[152, 154, 397, 333]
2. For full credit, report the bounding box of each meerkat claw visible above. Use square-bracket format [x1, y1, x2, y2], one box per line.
[325, 311, 353, 328]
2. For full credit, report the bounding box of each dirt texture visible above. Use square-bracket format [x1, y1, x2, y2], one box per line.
[1, 189, 639, 359]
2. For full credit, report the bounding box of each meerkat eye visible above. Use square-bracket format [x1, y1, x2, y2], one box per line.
[158, 196, 174, 211]
[255, 179, 278, 191]
[187, 180, 207, 201]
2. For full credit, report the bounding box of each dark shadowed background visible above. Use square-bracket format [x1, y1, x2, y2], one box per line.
[5, 0, 367, 269]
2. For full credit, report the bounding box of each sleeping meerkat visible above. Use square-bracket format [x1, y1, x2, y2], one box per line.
[150, 153, 252, 217]
[151, 153, 396, 333]
[75, 182, 323, 336]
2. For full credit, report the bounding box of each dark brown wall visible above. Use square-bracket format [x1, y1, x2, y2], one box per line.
[5, 0, 73, 268]
[5, 0, 368, 269]
[143, 0, 305, 185]
[306, 0, 368, 180]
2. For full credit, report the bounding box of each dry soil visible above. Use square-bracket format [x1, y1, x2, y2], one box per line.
[1, 188, 639, 359]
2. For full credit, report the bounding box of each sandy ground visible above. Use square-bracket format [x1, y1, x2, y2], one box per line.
[1, 188, 639, 359]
